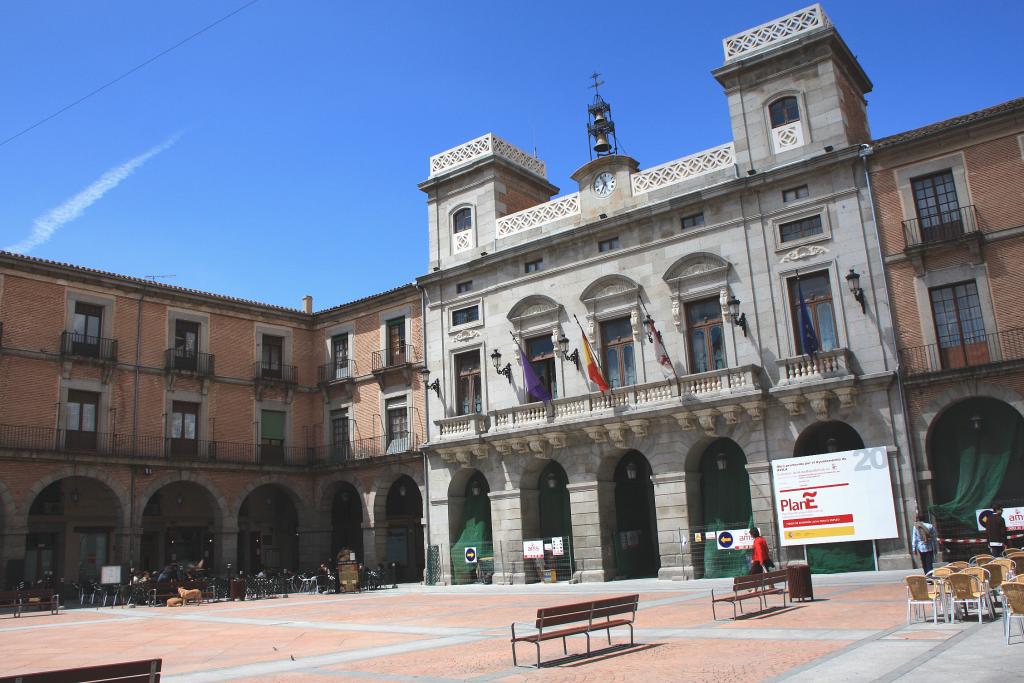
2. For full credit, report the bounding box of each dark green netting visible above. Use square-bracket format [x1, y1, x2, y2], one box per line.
[807, 540, 874, 573]
[614, 455, 660, 578]
[451, 486, 492, 584]
[539, 472, 572, 542]
[929, 399, 1023, 530]
[700, 441, 753, 578]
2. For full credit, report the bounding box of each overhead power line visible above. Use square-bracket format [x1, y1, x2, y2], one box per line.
[0, 0, 261, 150]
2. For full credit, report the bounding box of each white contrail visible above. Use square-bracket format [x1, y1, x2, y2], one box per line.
[5, 134, 181, 254]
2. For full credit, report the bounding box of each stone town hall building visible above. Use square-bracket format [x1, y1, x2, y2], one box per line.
[1, 6, 1021, 588]
[419, 5, 910, 582]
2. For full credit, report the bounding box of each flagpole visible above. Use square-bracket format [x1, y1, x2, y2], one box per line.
[637, 296, 680, 382]
[573, 313, 609, 393]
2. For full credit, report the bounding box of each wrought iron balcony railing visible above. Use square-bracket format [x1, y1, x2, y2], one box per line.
[60, 331, 118, 362]
[903, 204, 978, 248]
[164, 348, 215, 376]
[253, 360, 298, 384]
[0, 424, 421, 466]
[371, 344, 418, 372]
[318, 358, 354, 384]
[900, 327, 1024, 376]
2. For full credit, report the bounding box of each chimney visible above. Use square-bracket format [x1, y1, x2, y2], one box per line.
[302, 295, 313, 314]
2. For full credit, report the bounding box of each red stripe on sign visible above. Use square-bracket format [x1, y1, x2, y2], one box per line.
[778, 483, 850, 493]
[783, 514, 854, 528]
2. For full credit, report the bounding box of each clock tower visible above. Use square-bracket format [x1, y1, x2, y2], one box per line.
[571, 76, 639, 222]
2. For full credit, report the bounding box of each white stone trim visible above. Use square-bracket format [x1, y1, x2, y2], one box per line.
[630, 143, 735, 195]
[429, 133, 546, 179]
[496, 193, 580, 238]
[722, 4, 830, 62]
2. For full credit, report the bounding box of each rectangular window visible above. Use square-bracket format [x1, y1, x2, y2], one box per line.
[600, 317, 635, 389]
[331, 334, 349, 379]
[686, 298, 725, 373]
[385, 397, 409, 453]
[260, 410, 286, 464]
[524, 259, 543, 273]
[170, 401, 199, 458]
[456, 280, 473, 294]
[72, 302, 103, 357]
[681, 212, 705, 229]
[261, 335, 283, 378]
[783, 185, 809, 202]
[912, 170, 963, 241]
[455, 351, 482, 415]
[451, 305, 480, 327]
[598, 237, 620, 253]
[789, 271, 838, 355]
[779, 214, 824, 243]
[386, 317, 406, 365]
[174, 320, 200, 371]
[527, 335, 557, 401]
[330, 409, 350, 462]
[65, 390, 99, 450]
[929, 281, 988, 369]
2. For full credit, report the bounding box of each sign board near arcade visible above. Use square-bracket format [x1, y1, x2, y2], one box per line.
[772, 447, 898, 547]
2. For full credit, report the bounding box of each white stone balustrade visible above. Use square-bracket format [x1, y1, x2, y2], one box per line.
[771, 122, 804, 153]
[428, 133, 546, 179]
[630, 143, 735, 195]
[777, 348, 853, 384]
[722, 4, 829, 61]
[435, 414, 489, 439]
[495, 193, 580, 239]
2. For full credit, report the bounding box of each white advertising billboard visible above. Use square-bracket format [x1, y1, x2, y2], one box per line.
[772, 446, 898, 547]
[976, 507, 1024, 532]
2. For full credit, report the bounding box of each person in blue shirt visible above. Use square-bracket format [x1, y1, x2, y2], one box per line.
[912, 513, 938, 574]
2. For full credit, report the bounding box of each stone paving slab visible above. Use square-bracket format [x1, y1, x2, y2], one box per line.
[1, 570, 1022, 681]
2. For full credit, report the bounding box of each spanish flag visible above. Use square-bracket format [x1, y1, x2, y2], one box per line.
[578, 325, 610, 392]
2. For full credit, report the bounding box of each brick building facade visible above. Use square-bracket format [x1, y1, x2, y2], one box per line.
[868, 97, 1024, 551]
[0, 252, 427, 586]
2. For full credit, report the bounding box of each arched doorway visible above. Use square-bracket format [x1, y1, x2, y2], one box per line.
[26, 476, 121, 583]
[698, 439, 752, 578]
[793, 421, 873, 573]
[385, 475, 424, 583]
[613, 451, 659, 578]
[539, 461, 572, 543]
[237, 484, 299, 574]
[929, 398, 1024, 555]
[140, 481, 218, 574]
[450, 471, 493, 584]
[331, 482, 364, 564]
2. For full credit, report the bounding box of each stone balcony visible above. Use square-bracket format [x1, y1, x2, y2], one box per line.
[772, 347, 857, 420]
[432, 365, 768, 463]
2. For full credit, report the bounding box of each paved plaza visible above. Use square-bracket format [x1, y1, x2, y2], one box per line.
[1, 570, 1020, 682]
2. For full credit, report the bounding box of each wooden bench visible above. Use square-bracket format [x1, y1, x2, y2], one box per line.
[711, 569, 788, 620]
[0, 590, 59, 618]
[0, 658, 161, 682]
[510, 594, 638, 668]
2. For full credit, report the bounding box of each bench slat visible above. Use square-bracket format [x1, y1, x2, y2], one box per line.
[0, 659, 161, 683]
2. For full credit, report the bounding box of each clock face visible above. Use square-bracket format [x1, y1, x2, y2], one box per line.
[593, 172, 615, 197]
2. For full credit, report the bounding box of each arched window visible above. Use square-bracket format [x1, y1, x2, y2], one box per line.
[453, 208, 472, 233]
[769, 96, 800, 128]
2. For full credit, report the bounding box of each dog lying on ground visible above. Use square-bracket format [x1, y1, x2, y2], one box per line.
[166, 597, 183, 607]
[178, 587, 203, 605]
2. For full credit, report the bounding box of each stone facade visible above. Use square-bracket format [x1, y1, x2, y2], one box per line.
[0, 253, 426, 587]
[417, 6, 916, 583]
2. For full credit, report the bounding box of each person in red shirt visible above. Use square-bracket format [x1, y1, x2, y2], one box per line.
[749, 527, 772, 574]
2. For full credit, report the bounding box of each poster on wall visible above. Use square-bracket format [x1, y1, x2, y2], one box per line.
[772, 446, 898, 547]
[976, 507, 1024, 531]
[100, 565, 121, 585]
[522, 540, 544, 559]
[716, 528, 759, 551]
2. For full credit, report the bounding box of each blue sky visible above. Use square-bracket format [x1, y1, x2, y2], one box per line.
[1, 1, 1021, 310]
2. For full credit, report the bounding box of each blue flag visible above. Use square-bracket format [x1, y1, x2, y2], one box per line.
[797, 281, 819, 357]
[514, 335, 551, 403]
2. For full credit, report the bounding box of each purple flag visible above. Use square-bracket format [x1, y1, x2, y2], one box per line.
[514, 334, 551, 403]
